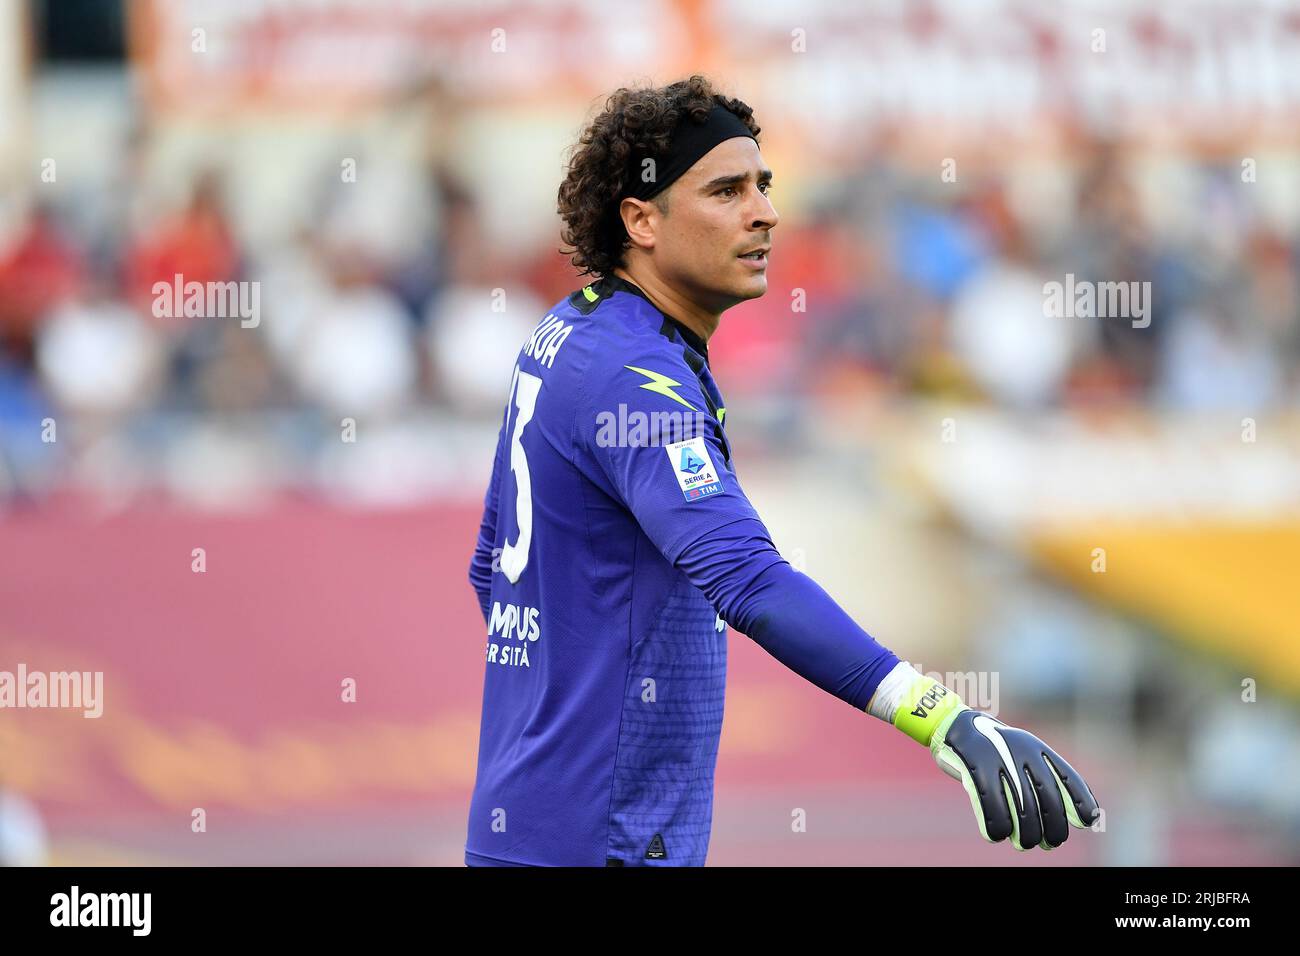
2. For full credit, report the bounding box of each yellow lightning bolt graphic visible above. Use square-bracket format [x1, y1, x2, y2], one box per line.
[624, 365, 697, 411]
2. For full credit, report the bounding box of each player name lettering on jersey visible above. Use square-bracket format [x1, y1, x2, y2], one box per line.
[521, 314, 574, 369]
[486, 601, 541, 668]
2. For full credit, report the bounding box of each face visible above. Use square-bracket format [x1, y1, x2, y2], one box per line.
[649, 136, 778, 311]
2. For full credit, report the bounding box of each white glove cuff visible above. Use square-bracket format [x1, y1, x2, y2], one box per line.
[866, 660, 925, 723]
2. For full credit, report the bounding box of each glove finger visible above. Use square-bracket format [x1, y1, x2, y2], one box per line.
[953, 742, 1015, 843]
[1004, 775, 1035, 851]
[943, 712, 1019, 843]
[1007, 765, 1045, 851]
[1024, 753, 1070, 848]
[1041, 747, 1101, 830]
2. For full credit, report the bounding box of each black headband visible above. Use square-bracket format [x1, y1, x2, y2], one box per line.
[625, 105, 757, 202]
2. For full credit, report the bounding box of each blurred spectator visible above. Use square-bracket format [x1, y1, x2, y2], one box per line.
[0, 204, 84, 366]
[949, 214, 1078, 409]
[1158, 304, 1283, 411]
[124, 170, 241, 324]
[35, 276, 164, 418]
[423, 284, 542, 416]
[291, 248, 418, 418]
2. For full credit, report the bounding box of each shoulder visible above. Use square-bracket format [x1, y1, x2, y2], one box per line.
[529, 279, 704, 411]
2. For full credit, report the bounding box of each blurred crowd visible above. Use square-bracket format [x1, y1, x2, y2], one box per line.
[718, 134, 1300, 419]
[2, 108, 1298, 507]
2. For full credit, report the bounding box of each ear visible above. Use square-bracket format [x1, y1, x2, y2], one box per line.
[619, 196, 658, 252]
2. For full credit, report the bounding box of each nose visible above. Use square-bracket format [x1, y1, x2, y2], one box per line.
[750, 189, 779, 233]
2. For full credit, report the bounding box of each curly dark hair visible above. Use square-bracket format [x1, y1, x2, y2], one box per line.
[557, 75, 762, 279]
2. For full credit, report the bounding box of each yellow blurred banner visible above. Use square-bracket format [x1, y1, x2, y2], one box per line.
[1030, 522, 1300, 697]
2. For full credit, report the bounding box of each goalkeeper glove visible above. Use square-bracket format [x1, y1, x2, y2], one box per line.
[893, 674, 1101, 850]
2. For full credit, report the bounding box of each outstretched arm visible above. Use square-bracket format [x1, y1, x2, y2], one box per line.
[676, 518, 1101, 850]
[580, 359, 1100, 851]
[673, 515, 898, 711]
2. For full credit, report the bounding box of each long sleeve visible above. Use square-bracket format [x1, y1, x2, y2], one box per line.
[468, 419, 508, 627]
[674, 517, 900, 710]
[576, 343, 899, 711]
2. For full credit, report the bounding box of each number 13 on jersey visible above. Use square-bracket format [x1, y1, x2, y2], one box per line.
[499, 364, 542, 584]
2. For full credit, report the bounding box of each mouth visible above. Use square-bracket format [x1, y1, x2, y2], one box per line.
[738, 247, 770, 270]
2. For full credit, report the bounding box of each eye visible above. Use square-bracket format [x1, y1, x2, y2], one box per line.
[718, 181, 773, 199]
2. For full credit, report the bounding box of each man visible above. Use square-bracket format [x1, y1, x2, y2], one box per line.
[465, 76, 1099, 867]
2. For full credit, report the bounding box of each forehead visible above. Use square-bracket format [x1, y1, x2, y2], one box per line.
[680, 136, 767, 183]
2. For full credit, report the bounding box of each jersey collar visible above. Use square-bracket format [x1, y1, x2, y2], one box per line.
[598, 275, 710, 361]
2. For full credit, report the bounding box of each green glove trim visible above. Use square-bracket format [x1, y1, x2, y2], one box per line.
[892, 674, 967, 746]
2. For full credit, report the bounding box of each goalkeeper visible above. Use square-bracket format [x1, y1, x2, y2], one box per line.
[465, 76, 1098, 866]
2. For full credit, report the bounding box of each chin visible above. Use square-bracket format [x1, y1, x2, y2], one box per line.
[700, 272, 766, 309]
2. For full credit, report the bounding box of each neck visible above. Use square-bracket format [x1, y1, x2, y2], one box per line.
[612, 264, 721, 343]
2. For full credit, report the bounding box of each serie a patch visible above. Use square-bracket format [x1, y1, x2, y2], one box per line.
[664, 436, 724, 502]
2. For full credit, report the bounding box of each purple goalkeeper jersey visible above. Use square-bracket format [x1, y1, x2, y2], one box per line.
[465, 275, 897, 867]
[465, 274, 769, 867]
